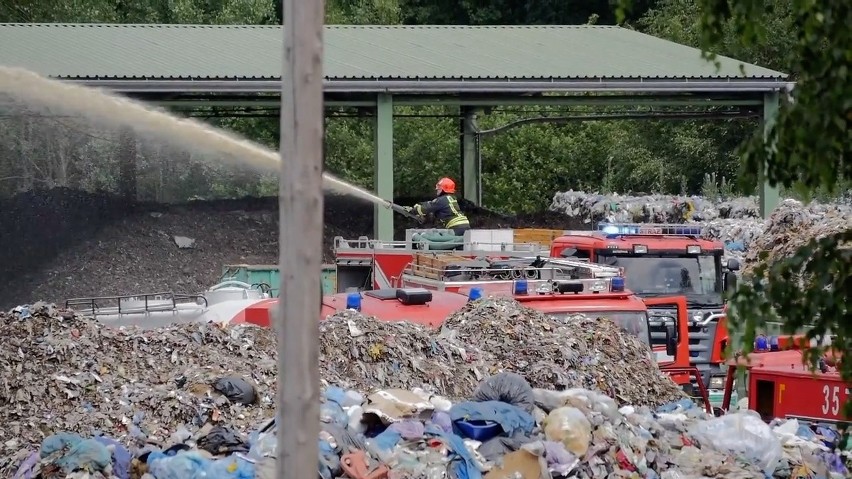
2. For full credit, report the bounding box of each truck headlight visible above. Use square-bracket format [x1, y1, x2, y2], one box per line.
[709, 376, 725, 390]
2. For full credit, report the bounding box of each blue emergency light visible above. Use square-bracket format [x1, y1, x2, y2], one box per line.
[755, 335, 769, 351]
[468, 287, 483, 302]
[597, 222, 704, 237]
[346, 292, 362, 311]
[611, 276, 625, 292]
[514, 280, 528, 295]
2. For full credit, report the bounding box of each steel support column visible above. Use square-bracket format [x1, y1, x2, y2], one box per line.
[460, 107, 480, 204]
[374, 94, 394, 240]
[759, 92, 781, 218]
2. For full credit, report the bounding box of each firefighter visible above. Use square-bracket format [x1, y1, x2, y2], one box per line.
[404, 177, 471, 235]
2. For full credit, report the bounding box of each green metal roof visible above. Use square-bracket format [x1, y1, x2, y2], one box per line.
[0, 23, 786, 82]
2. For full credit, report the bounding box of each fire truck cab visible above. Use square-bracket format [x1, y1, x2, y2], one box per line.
[721, 336, 849, 425]
[549, 223, 739, 395]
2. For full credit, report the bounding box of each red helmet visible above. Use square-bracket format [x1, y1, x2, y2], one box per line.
[436, 177, 456, 194]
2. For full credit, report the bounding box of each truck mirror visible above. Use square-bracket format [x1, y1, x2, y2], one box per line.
[665, 324, 678, 357]
[724, 272, 738, 292]
[726, 258, 740, 271]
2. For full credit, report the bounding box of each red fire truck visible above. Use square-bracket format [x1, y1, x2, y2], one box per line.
[314, 256, 709, 410]
[548, 223, 738, 396]
[721, 336, 849, 425]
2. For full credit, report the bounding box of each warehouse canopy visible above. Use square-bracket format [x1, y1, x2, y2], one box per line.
[0, 22, 792, 237]
[0, 23, 789, 93]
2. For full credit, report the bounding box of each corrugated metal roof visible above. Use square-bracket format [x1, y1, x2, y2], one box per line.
[0, 23, 786, 81]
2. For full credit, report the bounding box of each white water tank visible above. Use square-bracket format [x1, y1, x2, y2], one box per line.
[205, 286, 265, 305]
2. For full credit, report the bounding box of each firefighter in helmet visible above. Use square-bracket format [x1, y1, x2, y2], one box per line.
[405, 177, 471, 235]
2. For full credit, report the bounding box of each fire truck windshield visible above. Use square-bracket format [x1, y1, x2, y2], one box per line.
[548, 311, 651, 347]
[598, 254, 722, 304]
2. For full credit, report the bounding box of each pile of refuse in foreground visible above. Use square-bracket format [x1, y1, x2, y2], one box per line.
[3, 378, 850, 479]
[0, 299, 680, 450]
[1, 302, 849, 478]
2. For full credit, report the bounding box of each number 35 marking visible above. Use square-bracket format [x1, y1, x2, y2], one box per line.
[822, 385, 841, 416]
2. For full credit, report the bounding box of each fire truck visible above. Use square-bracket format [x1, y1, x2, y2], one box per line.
[548, 223, 738, 396]
[720, 335, 849, 425]
[327, 237, 710, 409]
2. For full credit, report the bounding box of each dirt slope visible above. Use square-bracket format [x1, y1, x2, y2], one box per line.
[0, 188, 581, 308]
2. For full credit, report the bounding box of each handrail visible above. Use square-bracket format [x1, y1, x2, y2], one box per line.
[66, 292, 208, 317]
[408, 263, 569, 280]
[332, 233, 551, 254]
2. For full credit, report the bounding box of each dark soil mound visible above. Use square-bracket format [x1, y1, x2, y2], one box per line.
[0, 188, 587, 308]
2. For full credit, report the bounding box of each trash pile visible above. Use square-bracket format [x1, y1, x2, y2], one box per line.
[0, 303, 279, 452]
[318, 310, 481, 399]
[0, 298, 683, 453]
[319, 298, 685, 407]
[440, 298, 686, 406]
[4, 378, 849, 479]
[741, 199, 852, 274]
[3, 299, 849, 478]
[548, 191, 761, 223]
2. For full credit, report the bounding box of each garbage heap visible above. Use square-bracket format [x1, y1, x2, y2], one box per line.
[4, 380, 850, 479]
[2, 301, 849, 478]
[740, 199, 852, 275]
[548, 191, 761, 223]
[320, 297, 686, 406]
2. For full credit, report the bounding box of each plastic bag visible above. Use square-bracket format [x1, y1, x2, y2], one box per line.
[320, 400, 348, 427]
[212, 376, 257, 405]
[473, 372, 535, 413]
[688, 411, 783, 474]
[207, 455, 255, 479]
[149, 451, 255, 479]
[533, 388, 618, 420]
[542, 407, 592, 456]
[248, 432, 277, 460]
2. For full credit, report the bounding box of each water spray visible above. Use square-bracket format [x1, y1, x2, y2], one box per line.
[0, 66, 419, 221]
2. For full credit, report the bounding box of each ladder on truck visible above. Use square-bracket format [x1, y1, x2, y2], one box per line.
[545, 257, 622, 279]
[405, 254, 622, 281]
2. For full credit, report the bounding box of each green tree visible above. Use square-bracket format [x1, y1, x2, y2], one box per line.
[623, 0, 851, 414]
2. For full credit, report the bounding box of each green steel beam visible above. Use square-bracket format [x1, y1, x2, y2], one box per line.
[386, 95, 763, 107]
[460, 107, 480, 204]
[759, 92, 781, 218]
[151, 95, 763, 109]
[373, 94, 394, 241]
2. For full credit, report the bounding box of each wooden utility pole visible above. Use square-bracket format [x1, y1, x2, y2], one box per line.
[277, 0, 324, 476]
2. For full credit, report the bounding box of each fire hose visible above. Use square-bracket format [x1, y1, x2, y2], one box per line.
[384, 201, 425, 224]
